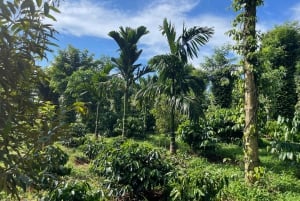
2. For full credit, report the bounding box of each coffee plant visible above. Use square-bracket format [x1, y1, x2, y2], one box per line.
[90, 140, 172, 200]
[169, 169, 228, 201]
[30, 145, 71, 190]
[42, 180, 102, 201]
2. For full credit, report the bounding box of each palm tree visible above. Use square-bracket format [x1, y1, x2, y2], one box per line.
[109, 26, 152, 137]
[146, 18, 213, 154]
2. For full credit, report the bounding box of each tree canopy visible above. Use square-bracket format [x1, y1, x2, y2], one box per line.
[0, 0, 61, 198]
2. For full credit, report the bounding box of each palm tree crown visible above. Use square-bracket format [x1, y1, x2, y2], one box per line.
[109, 26, 150, 84]
[160, 18, 214, 63]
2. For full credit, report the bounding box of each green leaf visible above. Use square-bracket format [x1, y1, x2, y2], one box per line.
[279, 152, 287, 161]
[36, 0, 42, 7]
[73, 102, 87, 115]
[44, 2, 49, 15]
[45, 13, 56, 21]
[11, 23, 21, 33]
[287, 152, 294, 160]
[21, 0, 34, 11]
[50, 5, 60, 13]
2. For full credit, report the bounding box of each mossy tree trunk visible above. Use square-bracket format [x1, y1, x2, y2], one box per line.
[243, 0, 260, 184]
[244, 64, 259, 183]
[231, 0, 263, 184]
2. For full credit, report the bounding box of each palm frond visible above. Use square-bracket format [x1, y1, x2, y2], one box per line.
[135, 75, 159, 100]
[160, 18, 177, 54]
[135, 65, 154, 81]
[179, 26, 214, 61]
[108, 30, 125, 51]
[136, 26, 149, 42]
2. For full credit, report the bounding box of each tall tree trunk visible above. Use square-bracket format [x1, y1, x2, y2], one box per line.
[122, 83, 128, 137]
[170, 77, 176, 154]
[170, 101, 176, 154]
[94, 101, 100, 139]
[143, 104, 146, 136]
[244, 65, 259, 183]
[243, 0, 259, 184]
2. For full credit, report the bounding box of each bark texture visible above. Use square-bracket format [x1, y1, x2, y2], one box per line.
[243, 0, 260, 184]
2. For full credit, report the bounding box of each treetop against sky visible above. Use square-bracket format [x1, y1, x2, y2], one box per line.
[41, 0, 300, 67]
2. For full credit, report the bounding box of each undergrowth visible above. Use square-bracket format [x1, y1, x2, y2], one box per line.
[7, 134, 300, 200]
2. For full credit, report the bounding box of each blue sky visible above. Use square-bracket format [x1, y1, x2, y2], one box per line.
[42, 0, 300, 67]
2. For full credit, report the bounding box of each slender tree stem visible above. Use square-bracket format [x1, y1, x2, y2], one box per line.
[170, 76, 176, 154]
[95, 101, 100, 139]
[122, 84, 128, 138]
[170, 102, 176, 154]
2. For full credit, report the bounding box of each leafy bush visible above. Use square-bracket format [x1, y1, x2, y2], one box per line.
[43, 180, 102, 201]
[62, 122, 87, 147]
[178, 107, 243, 152]
[30, 146, 71, 190]
[178, 119, 219, 155]
[270, 141, 300, 162]
[70, 122, 88, 137]
[268, 115, 300, 162]
[97, 111, 119, 137]
[223, 181, 276, 201]
[168, 169, 228, 201]
[80, 139, 109, 160]
[178, 119, 201, 149]
[206, 107, 243, 143]
[150, 95, 182, 134]
[2, 146, 70, 194]
[63, 136, 86, 148]
[113, 116, 144, 138]
[42, 146, 71, 175]
[263, 120, 278, 137]
[90, 140, 172, 200]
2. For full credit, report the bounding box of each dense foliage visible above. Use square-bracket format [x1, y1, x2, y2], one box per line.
[0, 0, 62, 198]
[85, 138, 228, 201]
[202, 46, 236, 108]
[258, 23, 300, 120]
[2, 0, 300, 200]
[91, 140, 172, 200]
[30, 146, 71, 190]
[169, 168, 228, 201]
[44, 180, 101, 201]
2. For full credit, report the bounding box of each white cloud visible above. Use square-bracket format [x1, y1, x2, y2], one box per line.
[291, 3, 300, 22]
[49, 0, 234, 64]
[50, 0, 126, 38]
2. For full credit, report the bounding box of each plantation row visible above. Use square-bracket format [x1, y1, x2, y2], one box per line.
[14, 133, 300, 200]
